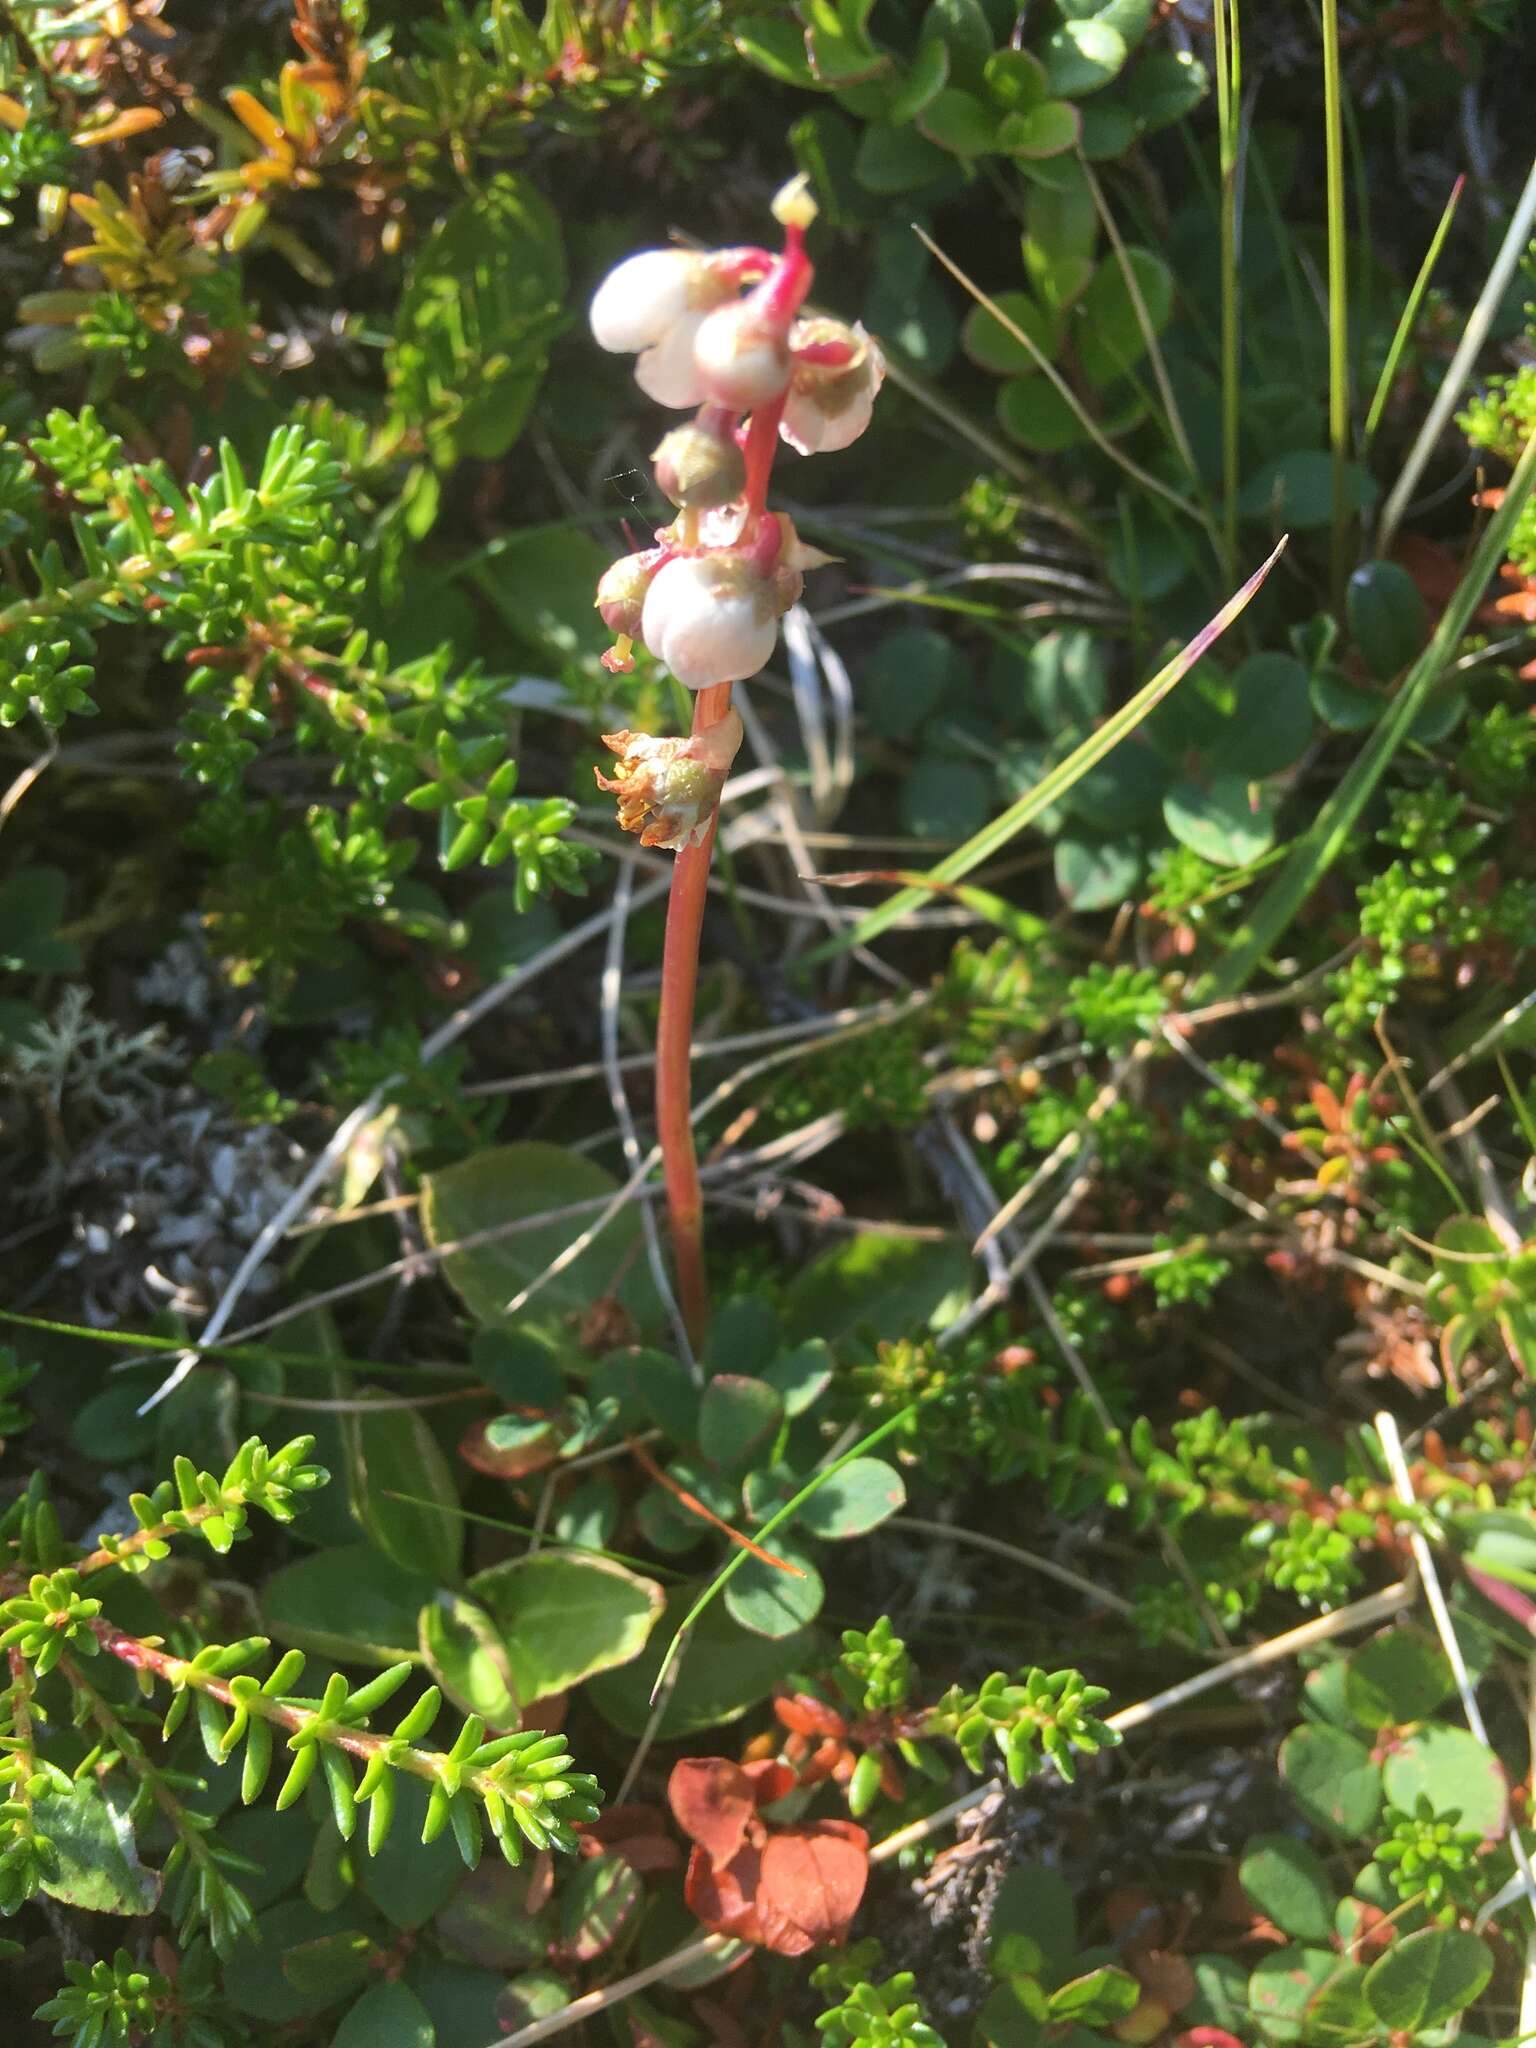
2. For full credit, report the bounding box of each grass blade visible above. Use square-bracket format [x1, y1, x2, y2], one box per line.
[1363, 175, 1466, 451]
[1321, 0, 1351, 615]
[1210, 423, 1536, 998]
[1213, 0, 1242, 582]
[804, 537, 1287, 963]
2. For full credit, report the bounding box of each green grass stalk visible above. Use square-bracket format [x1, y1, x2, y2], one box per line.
[1321, 0, 1351, 614]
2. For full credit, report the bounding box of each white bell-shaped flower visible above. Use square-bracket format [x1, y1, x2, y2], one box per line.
[640, 552, 779, 690]
[780, 320, 886, 455]
[589, 249, 702, 354]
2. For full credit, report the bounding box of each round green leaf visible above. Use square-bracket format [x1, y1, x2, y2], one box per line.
[795, 1455, 907, 1540]
[1347, 559, 1427, 681]
[1074, 248, 1174, 388]
[763, 1340, 835, 1417]
[785, 1232, 970, 1346]
[698, 1373, 785, 1475]
[40, 1781, 159, 1916]
[1042, 18, 1127, 95]
[983, 46, 1048, 109]
[1238, 1834, 1339, 1944]
[420, 1142, 657, 1340]
[359, 1778, 464, 1931]
[1079, 99, 1136, 159]
[1304, 1962, 1376, 2047]
[1164, 775, 1276, 866]
[1381, 1725, 1508, 1839]
[1310, 666, 1382, 733]
[997, 101, 1081, 159]
[920, 0, 994, 90]
[407, 1961, 507, 2046]
[433, 1860, 552, 1969]
[1210, 653, 1314, 779]
[1055, 832, 1142, 910]
[917, 86, 997, 155]
[962, 291, 1059, 378]
[1065, 742, 1167, 831]
[1364, 1927, 1493, 2034]
[725, 1537, 827, 1638]
[332, 1978, 435, 2048]
[494, 1972, 570, 2031]
[1247, 1948, 1341, 2045]
[1279, 1724, 1383, 1835]
[468, 1551, 664, 1700]
[997, 374, 1087, 453]
[341, 1396, 461, 1586]
[1342, 1624, 1454, 1730]
[263, 1543, 435, 1667]
[588, 1586, 817, 1738]
[556, 1854, 643, 1963]
[1124, 48, 1207, 130]
[990, 1864, 1076, 1978]
[419, 1592, 520, 1727]
[865, 626, 966, 736]
[854, 120, 952, 193]
[902, 755, 991, 839]
[1239, 451, 1378, 531]
[224, 1903, 379, 2023]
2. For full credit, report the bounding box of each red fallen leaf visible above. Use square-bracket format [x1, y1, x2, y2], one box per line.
[774, 1691, 849, 1740]
[669, 1758, 762, 1874]
[458, 1415, 560, 1480]
[755, 1822, 869, 1952]
[577, 1803, 684, 1875]
[741, 1759, 799, 1807]
[685, 1837, 764, 1942]
[1176, 2032, 1246, 2048]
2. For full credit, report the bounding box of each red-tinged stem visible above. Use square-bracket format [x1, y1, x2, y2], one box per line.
[655, 680, 732, 1350]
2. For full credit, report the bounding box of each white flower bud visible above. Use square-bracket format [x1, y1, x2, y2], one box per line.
[594, 550, 660, 638]
[590, 249, 702, 354]
[652, 418, 745, 508]
[594, 710, 744, 851]
[780, 320, 886, 455]
[692, 300, 792, 411]
[640, 551, 779, 689]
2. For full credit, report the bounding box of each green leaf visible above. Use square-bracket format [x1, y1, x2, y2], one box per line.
[331, 1979, 435, 2048]
[1347, 560, 1428, 679]
[40, 1781, 159, 1915]
[732, 14, 815, 85]
[989, 1864, 1076, 1978]
[917, 86, 997, 155]
[794, 1456, 906, 1539]
[1123, 47, 1207, 129]
[589, 1347, 699, 1441]
[588, 1586, 817, 1738]
[1364, 1927, 1492, 2033]
[763, 1340, 834, 1417]
[1238, 1834, 1339, 1943]
[725, 1537, 826, 1638]
[1304, 1962, 1377, 2046]
[263, 1544, 435, 1666]
[463, 526, 611, 667]
[1279, 1724, 1383, 1835]
[1042, 18, 1127, 95]
[889, 36, 950, 121]
[854, 120, 952, 193]
[1239, 451, 1378, 531]
[1164, 775, 1276, 866]
[963, 292, 1061, 378]
[997, 102, 1081, 159]
[0, 866, 80, 973]
[1211, 652, 1314, 778]
[359, 1778, 464, 1930]
[698, 1374, 785, 1475]
[555, 1853, 643, 1963]
[1026, 629, 1109, 726]
[1048, 1966, 1140, 2023]
[341, 1396, 461, 1585]
[902, 755, 991, 838]
[1074, 248, 1174, 387]
[997, 374, 1088, 453]
[468, 1551, 664, 1700]
[387, 175, 563, 468]
[1381, 1725, 1508, 1838]
[784, 1233, 970, 1345]
[864, 625, 967, 736]
[492, 1971, 570, 2030]
[224, 1902, 379, 2022]
[432, 1860, 553, 1969]
[1247, 1948, 1341, 2044]
[420, 1142, 657, 1343]
[1078, 99, 1135, 160]
[406, 1960, 506, 2046]
[1055, 832, 1142, 910]
[983, 47, 1048, 109]
[419, 1593, 520, 1727]
[1342, 1624, 1454, 1729]
[920, 0, 994, 89]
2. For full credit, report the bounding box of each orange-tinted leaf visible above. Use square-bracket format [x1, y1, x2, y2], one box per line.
[458, 1415, 560, 1480]
[774, 1691, 849, 1740]
[1133, 1951, 1197, 2012]
[741, 1759, 798, 1808]
[754, 1821, 869, 1954]
[668, 1758, 760, 1874]
[684, 1838, 763, 1941]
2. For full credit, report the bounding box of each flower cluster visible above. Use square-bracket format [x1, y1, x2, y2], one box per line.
[588, 177, 883, 849]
